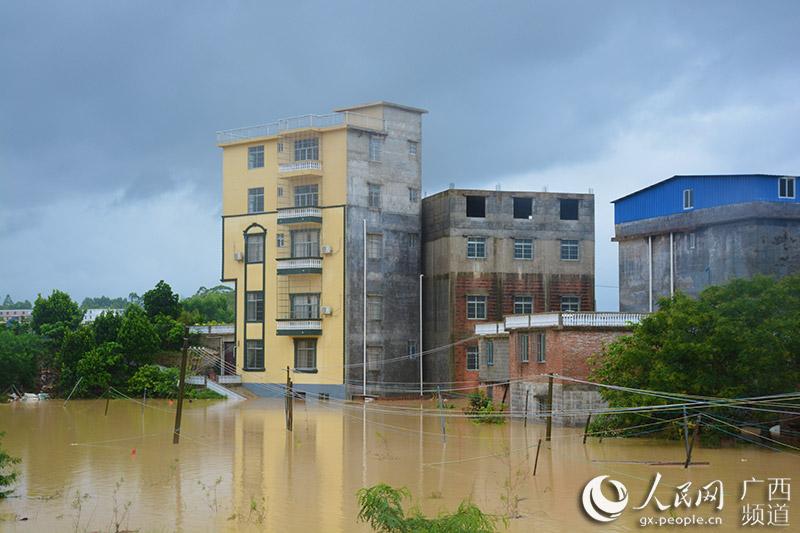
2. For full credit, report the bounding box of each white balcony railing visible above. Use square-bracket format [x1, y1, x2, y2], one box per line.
[277, 320, 322, 333]
[276, 258, 322, 271]
[279, 161, 322, 173]
[217, 111, 386, 143]
[277, 207, 322, 220]
[474, 322, 507, 335]
[503, 312, 649, 331]
[188, 324, 235, 335]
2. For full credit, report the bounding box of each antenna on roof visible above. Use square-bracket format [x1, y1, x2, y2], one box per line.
[449, 182, 455, 189]
[542, 185, 548, 192]
[496, 183, 501, 191]
[589, 188, 594, 194]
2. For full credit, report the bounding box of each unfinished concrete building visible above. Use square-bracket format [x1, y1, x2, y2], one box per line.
[421, 189, 595, 390]
[614, 174, 800, 312]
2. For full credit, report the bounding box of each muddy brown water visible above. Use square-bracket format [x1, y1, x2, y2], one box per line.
[1, 398, 799, 531]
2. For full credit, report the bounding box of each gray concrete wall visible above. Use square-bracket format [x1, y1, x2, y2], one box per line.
[616, 202, 800, 311]
[478, 336, 509, 382]
[509, 381, 607, 428]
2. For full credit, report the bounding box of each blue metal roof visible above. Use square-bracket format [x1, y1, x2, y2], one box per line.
[613, 174, 798, 224]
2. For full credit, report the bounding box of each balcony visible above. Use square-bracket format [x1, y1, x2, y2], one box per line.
[279, 161, 322, 173]
[277, 320, 322, 336]
[503, 312, 649, 330]
[277, 207, 322, 225]
[216, 111, 386, 144]
[276, 258, 322, 275]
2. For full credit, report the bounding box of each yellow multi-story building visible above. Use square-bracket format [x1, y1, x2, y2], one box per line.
[218, 102, 426, 398]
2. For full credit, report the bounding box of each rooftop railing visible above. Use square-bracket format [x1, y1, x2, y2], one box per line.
[217, 111, 386, 143]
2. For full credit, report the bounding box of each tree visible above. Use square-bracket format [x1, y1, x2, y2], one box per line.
[142, 280, 182, 319]
[591, 275, 800, 435]
[31, 290, 82, 346]
[117, 305, 159, 365]
[0, 432, 20, 498]
[74, 342, 125, 397]
[55, 326, 95, 393]
[0, 327, 43, 393]
[92, 310, 123, 345]
[182, 285, 235, 323]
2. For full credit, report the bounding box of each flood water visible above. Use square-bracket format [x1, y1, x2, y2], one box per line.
[1, 397, 799, 532]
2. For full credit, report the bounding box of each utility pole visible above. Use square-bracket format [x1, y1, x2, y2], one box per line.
[285, 366, 293, 431]
[173, 326, 189, 444]
[546, 373, 553, 441]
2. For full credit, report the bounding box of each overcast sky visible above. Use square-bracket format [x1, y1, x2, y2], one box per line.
[2, 1, 798, 311]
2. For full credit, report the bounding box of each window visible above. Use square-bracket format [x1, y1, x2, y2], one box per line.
[514, 238, 533, 260]
[518, 334, 529, 363]
[683, 189, 694, 209]
[409, 188, 420, 202]
[294, 339, 317, 371]
[513, 197, 532, 219]
[369, 137, 381, 162]
[408, 140, 418, 155]
[277, 143, 283, 153]
[561, 239, 579, 261]
[291, 229, 320, 257]
[246, 233, 264, 263]
[367, 346, 382, 371]
[560, 198, 579, 220]
[367, 233, 382, 259]
[466, 196, 486, 218]
[248, 187, 264, 214]
[779, 177, 796, 199]
[246, 291, 264, 322]
[367, 295, 382, 321]
[467, 296, 487, 320]
[291, 293, 319, 319]
[277, 187, 283, 197]
[534, 333, 546, 363]
[368, 183, 381, 208]
[466, 346, 479, 371]
[294, 138, 319, 161]
[245, 340, 264, 370]
[248, 145, 264, 169]
[276, 233, 285, 248]
[294, 184, 319, 207]
[467, 236, 487, 258]
[408, 340, 418, 355]
[487, 340, 494, 366]
[409, 233, 420, 248]
[514, 296, 534, 315]
[561, 296, 580, 312]
[688, 233, 696, 250]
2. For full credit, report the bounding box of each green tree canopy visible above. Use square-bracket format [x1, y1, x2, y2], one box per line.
[182, 285, 234, 324]
[31, 290, 82, 346]
[80, 295, 129, 309]
[591, 275, 800, 434]
[117, 305, 159, 365]
[0, 327, 43, 393]
[142, 280, 182, 319]
[92, 310, 123, 345]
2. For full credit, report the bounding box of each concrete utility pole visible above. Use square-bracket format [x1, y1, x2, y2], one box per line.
[173, 326, 190, 444]
[546, 373, 553, 441]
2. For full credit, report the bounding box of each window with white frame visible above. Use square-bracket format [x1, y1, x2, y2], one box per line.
[487, 340, 494, 365]
[246, 291, 264, 322]
[294, 138, 319, 161]
[367, 233, 382, 259]
[466, 346, 479, 371]
[277, 187, 283, 197]
[276, 233, 285, 248]
[409, 187, 420, 202]
[294, 339, 317, 371]
[408, 140, 418, 155]
[291, 293, 319, 319]
[518, 334, 529, 363]
[683, 189, 694, 209]
[369, 137, 381, 162]
[467, 295, 487, 320]
[779, 177, 796, 199]
[248, 145, 264, 169]
[277, 142, 283, 153]
[467, 236, 487, 258]
[514, 238, 533, 260]
[560, 239, 579, 261]
[534, 333, 546, 363]
[367, 295, 382, 321]
[688, 233, 696, 250]
[514, 296, 534, 315]
[291, 229, 320, 258]
[245, 340, 264, 369]
[246, 233, 264, 263]
[248, 187, 264, 214]
[294, 184, 319, 207]
[409, 233, 420, 248]
[368, 183, 381, 208]
[367, 346, 382, 371]
[561, 296, 580, 312]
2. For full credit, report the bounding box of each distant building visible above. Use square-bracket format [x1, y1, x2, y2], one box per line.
[421, 189, 595, 390]
[218, 102, 426, 398]
[82, 308, 125, 324]
[475, 311, 648, 426]
[1, 309, 32, 323]
[613, 174, 800, 312]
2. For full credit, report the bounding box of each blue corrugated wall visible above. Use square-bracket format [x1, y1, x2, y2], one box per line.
[614, 175, 799, 224]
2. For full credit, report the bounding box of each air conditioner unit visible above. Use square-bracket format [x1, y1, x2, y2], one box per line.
[233, 252, 243, 261]
[320, 306, 333, 315]
[320, 245, 333, 255]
